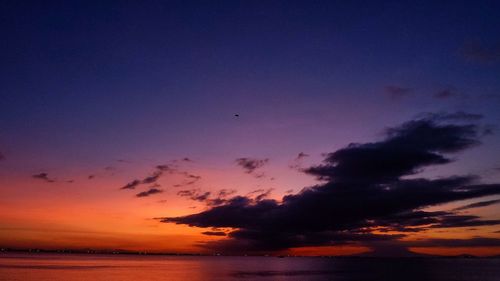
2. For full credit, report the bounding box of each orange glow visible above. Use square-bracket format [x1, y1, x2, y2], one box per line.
[411, 247, 500, 257]
[1, 167, 500, 256]
[288, 245, 371, 256]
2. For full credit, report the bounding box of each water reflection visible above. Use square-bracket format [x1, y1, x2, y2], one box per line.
[0, 253, 499, 281]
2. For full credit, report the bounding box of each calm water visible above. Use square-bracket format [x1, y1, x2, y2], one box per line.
[1, 253, 499, 281]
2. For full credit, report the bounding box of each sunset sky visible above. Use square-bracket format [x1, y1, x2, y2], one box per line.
[1, 0, 500, 256]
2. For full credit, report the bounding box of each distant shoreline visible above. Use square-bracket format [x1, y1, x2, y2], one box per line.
[1, 249, 499, 259]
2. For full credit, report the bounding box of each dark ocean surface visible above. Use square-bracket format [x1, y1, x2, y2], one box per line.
[1, 253, 499, 281]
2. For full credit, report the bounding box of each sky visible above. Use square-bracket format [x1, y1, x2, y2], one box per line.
[1, 0, 500, 256]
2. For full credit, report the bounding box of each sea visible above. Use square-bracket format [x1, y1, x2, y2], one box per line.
[1, 253, 499, 281]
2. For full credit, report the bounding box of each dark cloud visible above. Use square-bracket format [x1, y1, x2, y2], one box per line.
[217, 189, 236, 198]
[177, 188, 244, 207]
[120, 164, 176, 190]
[253, 188, 273, 201]
[372, 211, 500, 232]
[136, 188, 163, 198]
[235, 158, 269, 174]
[419, 111, 483, 122]
[429, 215, 500, 228]
[206, 189, 238, 206]
[296, 152, 309, 160]
[243, 188, 274, 202]
[446, 112, 483, 121]
[173, 173, 201, 187]
[160, 113, 500, 253]
[247, 188, 265, 195]
[454, 199, 500, 211]
[202, 231, 227, 236]
[88, 166, 116, 180]
[290, 152, 310, 170]
[171, 157, 194, 164]
[192, 192, 211, 202]
[121, 179, 141, 190]
[385, 85, 412, 99]
[156, 165, 172, 172]
[142, 171, 162, 184]
[408, 237, 500, 248]
[461, 41, 500, 64]
[305, 118, 479, 183]
[104, 166, 115, 172]
[370, 210, 451, 232]
[177, 189, 211, 202]
[434, 88, 458, 99]
[196, 229, 404, 252]
[177, 189, 197, 197]
[32, 173, 56, 183]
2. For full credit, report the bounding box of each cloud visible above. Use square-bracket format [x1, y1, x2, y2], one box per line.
[429, 215, 500, 228]
[461, 42, 500, 64]
[173, 173, 201, 187]
[235, 158, 269, 174]
[206, 189, 238, 206]
[408, 237, 500, 247]
[0, 152, 4, 160]
[247, 189, 265, 195]
[104, 166, 115, 172]
[305, 118, 479, 183]
[177, 188, 240, 207]
[434, 88, 458, 99]
[136, 188, 163, 198]
[120, 164, 175, 190]
[32, 173, 56, 183]
[177, 189, 197, 197]
[385, 85, 412, 99]
[296, 152, 309, 160]
[217, 189, 237, 198]
[255, 189, 273, 201]
[247, 188, 274, 201]
[142, 171, 162, 184]
[121, 179, 141, 190]
[156, 165, 172, 172]
[418, 111, 483, 122]
[88, 166, 116, 180]
[373, 211, 500, 231]
[177, 189, 211, 202]
[202, 231, 227, 236]
[454, 199, 500, 211]
[192, 192, 211, 202]
[160, 113, 500, 253]
[290, 152, 310, 170]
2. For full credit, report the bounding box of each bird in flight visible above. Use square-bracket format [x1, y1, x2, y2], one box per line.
[234, 114, 239, 117]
